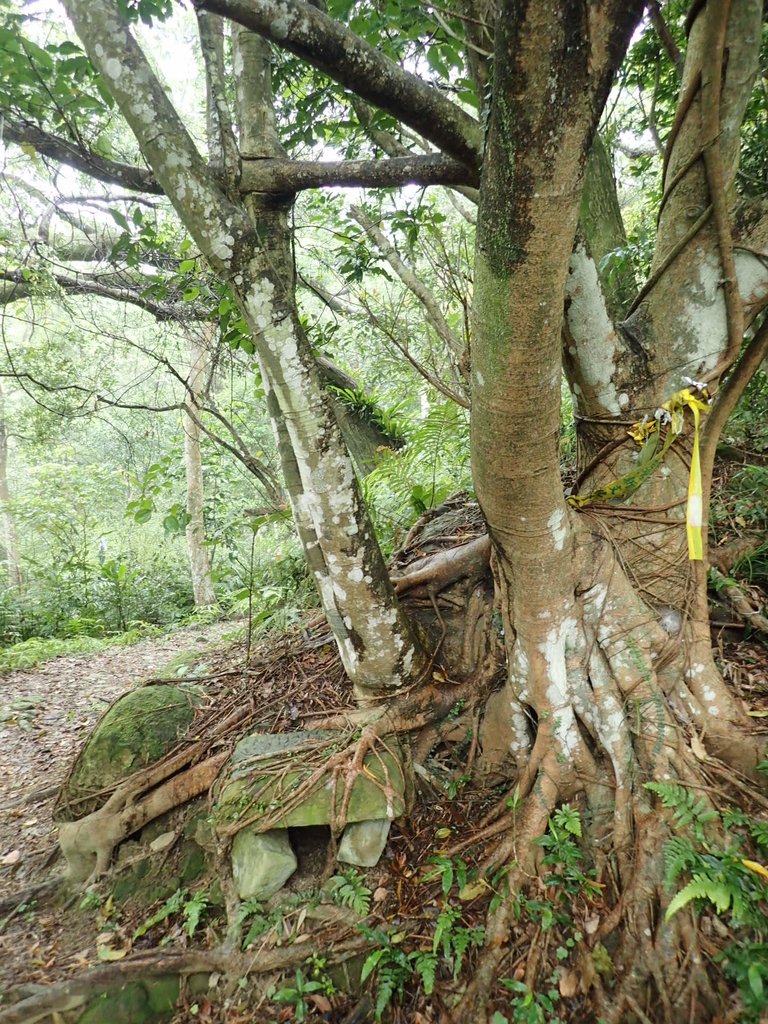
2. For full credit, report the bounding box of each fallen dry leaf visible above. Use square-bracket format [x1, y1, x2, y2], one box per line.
[96, 945, 127, 961]
[559, 969, 579, 998]
[1, 848, 21, 865]
[690, 730, 708, 761]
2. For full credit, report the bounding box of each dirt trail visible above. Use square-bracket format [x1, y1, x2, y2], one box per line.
[0, 620, 237, 890]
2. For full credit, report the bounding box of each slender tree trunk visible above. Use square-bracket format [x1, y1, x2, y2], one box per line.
[184, 327, 218, 608]
[59, 0, 425, 695]
[0, 385, 22, 594]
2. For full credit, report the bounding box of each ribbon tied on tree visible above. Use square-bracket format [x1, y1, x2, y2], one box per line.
[567, 381, 710, 560]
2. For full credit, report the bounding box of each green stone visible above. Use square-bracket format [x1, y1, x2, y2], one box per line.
[338, 819, 391, 867]
[214, 731, 405, 831]
[231, 827, 297, 899]
[145, 976, 180, 1014]
[59, 684, 203, 819]
[180, 843, 206, 883]
[77, 983, 149, 1024]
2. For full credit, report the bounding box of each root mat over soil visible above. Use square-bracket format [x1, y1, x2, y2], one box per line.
[1, 616, 767, 1023]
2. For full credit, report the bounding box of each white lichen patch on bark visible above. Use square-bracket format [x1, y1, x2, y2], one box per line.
[736, 249, 768, 314]
[565, 244, 621, 415]
[677, 251, 729, 376]
[538, 619, 581, 757]
[62, 0, 243, 275]
[243, 277, 418, 691]
[547, 507, 567, 552]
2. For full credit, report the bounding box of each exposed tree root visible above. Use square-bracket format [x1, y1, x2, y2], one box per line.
[58, 751, 230, 884]
[709, 532, 767, 573]
[449, 766, 559, 1023]
[710, 566, 768, 638]
[441, 522, 768, 1023]
[392, 534, 490, 597]
[0, 937, 372, 1024]
[218, 673, 483, 838]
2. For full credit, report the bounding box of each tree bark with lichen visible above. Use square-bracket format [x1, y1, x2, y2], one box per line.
[14, 1, 768, 1019]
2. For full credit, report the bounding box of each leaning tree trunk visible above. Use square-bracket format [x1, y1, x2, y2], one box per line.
[183, 326, 218, 608]
[0, 385, 22, 594]
[61, 0, 426, 699]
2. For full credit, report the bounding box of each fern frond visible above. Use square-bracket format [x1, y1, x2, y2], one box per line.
[663, 836, 698, 888]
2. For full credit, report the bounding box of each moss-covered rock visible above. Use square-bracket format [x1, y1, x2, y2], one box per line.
[231, 827, 298, 899]
[57, 684, 204, 819]
[77, 982, 149, 1024]
[145, 976, 180, 1014]
[75, 976, 179, 1024]
[338, 819, 391, 866]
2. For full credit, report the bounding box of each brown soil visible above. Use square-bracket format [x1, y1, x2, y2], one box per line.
[0, 621, 238, 890]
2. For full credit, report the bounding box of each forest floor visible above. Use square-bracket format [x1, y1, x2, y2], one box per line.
[0, 620, 239, 893]
[1, 615, 767, 1023]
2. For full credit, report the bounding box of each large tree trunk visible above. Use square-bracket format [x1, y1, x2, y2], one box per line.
[61, 0, 425, 697]
[465, 2, 768, 1019]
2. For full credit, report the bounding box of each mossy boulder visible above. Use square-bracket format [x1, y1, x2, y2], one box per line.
[57, 683, 204, 819]
[213, 730, 405, 832]
[77, 982, 150, 1024]
[76, 977, 179, 1024]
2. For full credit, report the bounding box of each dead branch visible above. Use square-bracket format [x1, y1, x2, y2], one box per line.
[709, 533, 767, 573]
[710, 567, 768, 638]
[393, 534, 490, 596]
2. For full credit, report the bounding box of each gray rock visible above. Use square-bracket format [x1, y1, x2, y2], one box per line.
[338, 819, 391, 867]
[231, 827, 297, 899]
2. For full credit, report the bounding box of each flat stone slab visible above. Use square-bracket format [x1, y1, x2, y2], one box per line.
[338, 819, 392, 867]
[214, 730, 405, 832]
[231, 827, 297, 899]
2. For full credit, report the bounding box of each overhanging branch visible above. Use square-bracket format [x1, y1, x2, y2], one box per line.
[3, 120, 163, 195]
[0, 270, 188, 321]
[239, 152, 479, 192]
[195, 0, 483, 169]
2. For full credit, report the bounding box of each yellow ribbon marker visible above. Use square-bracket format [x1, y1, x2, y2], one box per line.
[742, 858, 768, 882]
[667, 388, 709, 561]
[568, 385, 710, 561]
[686, 398, 704, 560]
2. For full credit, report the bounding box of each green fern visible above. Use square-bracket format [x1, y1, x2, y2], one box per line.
[665, 868, 749, 923]
[645, 781, 718, 837]
[328, 868, 372, 916]
[182, 889, 209, 937]
[663, 836, 698, 888]
[410, 950, 438, 995]
[361, 936, 412, 1021]
[364, 401, 471, 536]
[433, 904, 462, 957]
